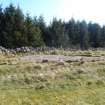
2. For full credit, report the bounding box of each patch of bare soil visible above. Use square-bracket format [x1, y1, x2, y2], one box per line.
[19, 55, 105, 62]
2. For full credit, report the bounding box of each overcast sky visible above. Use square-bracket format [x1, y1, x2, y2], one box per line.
[1, 0, 105, 25]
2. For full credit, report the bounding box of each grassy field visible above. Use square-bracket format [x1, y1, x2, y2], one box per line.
[30, 48, 105, 57]
[1, 50, 105, 105]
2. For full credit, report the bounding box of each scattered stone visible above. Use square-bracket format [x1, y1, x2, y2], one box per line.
[42, 59, 48, 63]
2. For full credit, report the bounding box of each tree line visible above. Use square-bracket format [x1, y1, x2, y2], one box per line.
[0, 4, 105, 49]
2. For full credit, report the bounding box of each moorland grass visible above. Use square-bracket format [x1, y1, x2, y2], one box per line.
[0, 51, 105, 105]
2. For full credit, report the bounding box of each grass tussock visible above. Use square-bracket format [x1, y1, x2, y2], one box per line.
[0, 50, 105, 105]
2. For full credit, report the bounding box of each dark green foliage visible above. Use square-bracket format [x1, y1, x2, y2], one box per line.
[49, 18, 69, 47]
[88, 23, 101, 48]
[33, 16, 47, 46]
[100, 26, 105, 47]
[65, 18, 76, 45]
[0, 4, 44, 48]
[0, 4, 105, 49]
[79, 21, 89, 49]
[24, 14, 44, 47]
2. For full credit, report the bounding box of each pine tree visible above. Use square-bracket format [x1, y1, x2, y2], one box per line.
[24, 14, 44, 47]
[79, 21, 89, 49]
[49, 18, 67, 47]
[88, 23, 101, 48]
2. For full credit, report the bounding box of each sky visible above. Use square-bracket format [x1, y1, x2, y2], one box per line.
[1, 0, 105, 25]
